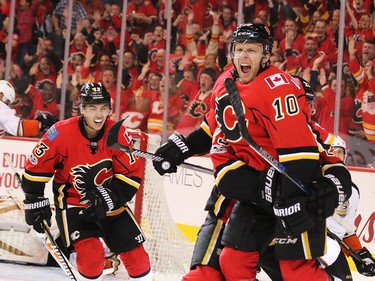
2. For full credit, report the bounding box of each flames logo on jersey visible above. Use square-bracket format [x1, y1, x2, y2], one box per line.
[71, 160, 113, 195]
[215, 94, 242, 142]
[188, 100, 208, 118]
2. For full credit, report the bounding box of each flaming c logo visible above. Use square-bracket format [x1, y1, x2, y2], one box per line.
[71, 160, 113, 194]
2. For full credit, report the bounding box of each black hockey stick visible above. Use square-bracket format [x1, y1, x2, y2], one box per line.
[4, 154, 80, 281]
[106, 119, 213, 175]
[224, 78, 312, 195]
[327, 229, 366, 264]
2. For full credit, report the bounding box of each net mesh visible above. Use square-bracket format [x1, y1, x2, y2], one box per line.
[130, 131, 194, 280]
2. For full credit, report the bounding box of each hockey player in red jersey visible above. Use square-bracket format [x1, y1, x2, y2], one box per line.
[21, 82, 154, 281]
[153, 24, 351, 281]
[0, 80, 57, 137]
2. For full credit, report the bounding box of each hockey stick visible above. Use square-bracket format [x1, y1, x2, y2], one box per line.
[106, 118, 213, 175]
[327, 229, 366, 264]
[332, 212, 356, 235]
[4, 155, 116, 278]
[224, 78, 312, 195]
[4, 154, 80, 281]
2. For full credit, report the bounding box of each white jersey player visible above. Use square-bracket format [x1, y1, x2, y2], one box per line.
[0, 80, 57, 137]
[319, 136, 375, 279]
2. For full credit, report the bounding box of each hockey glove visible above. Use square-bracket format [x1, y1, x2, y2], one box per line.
[259, 167, 279, 214]
[23, 194, 52, 233]
[274, 195, 315, 237]
[79, 186, 119, 222]
[307, 174, 344, 221]
[153, 133, 193, 175]
[36, 112, 59, 131]
[353, 247, 375, 276]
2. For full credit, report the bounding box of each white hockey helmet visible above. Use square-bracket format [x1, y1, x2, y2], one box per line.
[0, 80, 15, 104]
[331, 135, 346, 151]
[331, 135, 347, 162]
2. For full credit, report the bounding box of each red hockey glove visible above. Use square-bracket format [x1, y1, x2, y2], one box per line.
[153, 133, 193, 175]
[24, 194, 52, 233]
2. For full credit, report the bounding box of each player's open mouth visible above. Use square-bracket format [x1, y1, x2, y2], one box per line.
[94, 119, 103, 124]
[241, 64, 251, 73]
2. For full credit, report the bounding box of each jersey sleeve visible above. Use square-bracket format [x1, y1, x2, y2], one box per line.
[0, 105, 21, 136]
[107, 126, 143, 205]
[22, 126, 60, 196]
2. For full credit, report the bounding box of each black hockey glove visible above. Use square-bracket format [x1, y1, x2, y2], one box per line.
[79, 186, 119, 222]
[153, 133, 193, 175]
[23, 194, 52, 233]
[36, 112, 59, 131]
[273, 195, 315, 237]
[353, 247, 375, 277]
[307, 174, 344, 221]
[258, 167, 279, 214]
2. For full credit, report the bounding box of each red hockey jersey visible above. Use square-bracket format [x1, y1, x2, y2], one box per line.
[22, 117, 143, 211]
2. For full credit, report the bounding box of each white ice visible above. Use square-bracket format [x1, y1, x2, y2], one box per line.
[0, 261, 369, 281]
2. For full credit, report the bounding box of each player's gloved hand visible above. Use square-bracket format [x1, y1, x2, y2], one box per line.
[307, 174, 344, 221]
[258, 167, 279, 214]
[353, 247, 375, 276]
[23, 194, 52, 233]
[36, 112, 59, 131]
[79, 186, 119, 222]
[274, 195, 315, 237]
[153, 133, 193, 175]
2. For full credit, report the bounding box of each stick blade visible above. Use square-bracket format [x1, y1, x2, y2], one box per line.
[106, 118, 133, 154]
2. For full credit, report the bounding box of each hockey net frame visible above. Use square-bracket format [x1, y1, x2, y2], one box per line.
[129, 130, 194, 280]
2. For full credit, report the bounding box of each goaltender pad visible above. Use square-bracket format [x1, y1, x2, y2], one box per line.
[124, 130, 195, 279]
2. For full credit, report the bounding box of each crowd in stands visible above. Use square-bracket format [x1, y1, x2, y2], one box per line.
[1, 0, 374, 166]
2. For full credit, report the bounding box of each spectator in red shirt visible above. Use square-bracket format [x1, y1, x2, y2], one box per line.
[217, 4, 237, 35]
[315, 68, 354, 137]
[286, 35, 331, 75]
[16, 0, 39, 64]
[278, 18, 305, 58]
[127, 0, 158, 38]
[100, 66, 131, 119]
[28, 80, 60, 120]
[147, 75, 185, 135]
[176, 67, 216, 136]
[314, 18, 338, 67]
[28, 56, 57, 86]
[69, 32, 88, 58]
[0, 16, 19, 61]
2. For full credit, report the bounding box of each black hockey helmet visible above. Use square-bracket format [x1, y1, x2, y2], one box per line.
[79, 82, 111, 109]
[292, 75, 315, 102]
[230, 23, 273, 57]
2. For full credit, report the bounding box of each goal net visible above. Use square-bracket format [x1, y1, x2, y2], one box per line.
[129, 131, 195, 280]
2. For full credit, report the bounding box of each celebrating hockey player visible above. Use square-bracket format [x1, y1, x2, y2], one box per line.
[21, 82, 154, 281]
[153, 23, 352, 280]
[0, 80, 57, 137]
